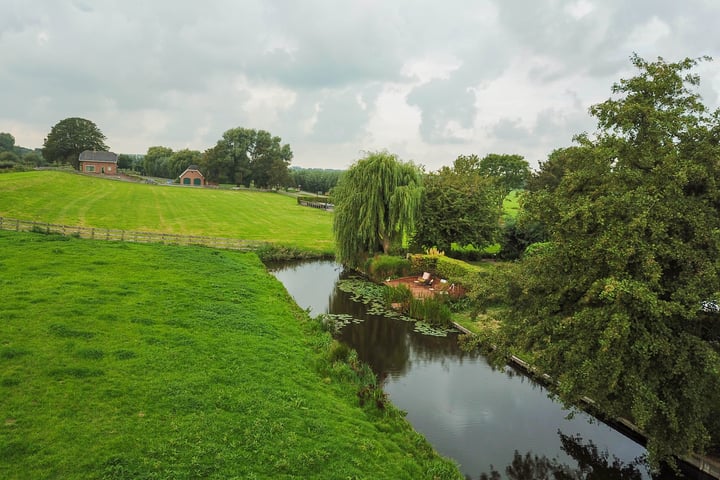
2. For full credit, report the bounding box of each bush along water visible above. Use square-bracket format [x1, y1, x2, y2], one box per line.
[364, 254, 412, 282]
[334, 277, 452, 336]
[383, 284, 453, 329]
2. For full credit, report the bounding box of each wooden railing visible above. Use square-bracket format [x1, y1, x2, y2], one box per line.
[0, 217, 266, 251]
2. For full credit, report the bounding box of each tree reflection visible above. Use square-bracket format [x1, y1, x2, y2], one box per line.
[475, 431, 646, 480]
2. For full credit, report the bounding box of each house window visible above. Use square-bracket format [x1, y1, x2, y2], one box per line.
[85, 165, 95, 172]
[194, 178, 201, 185]
[183, 178, 191, 185]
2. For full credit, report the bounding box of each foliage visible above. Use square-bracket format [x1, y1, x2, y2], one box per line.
[381, 284, 452, 328]
[117, 153, 143, 172]
[479, 432, 647, 480]
[200, 127, 293, 188]
[142, 145, 173, 177]
[42, 117, 108, 168]
[478, 153, 530, 206]
[498, 215, 547, 260]
[364, 254, 412, 281]
[289, 167, 343, 194]
[383, 283, 414, 305]
[0, 132, 15, 151]
[333, 151, 423, 267]
[408, 253, 482, 283]
[0, 150, 19, 167]
[296, 194, 330, 204]
[22, 152, 44, 167]
[0, 171, 334, 253]
[0, 231, 462, 479]
[525, 147, 584, 193]
[168, 149, 202, 179]
[492, 55, 720, 465]
[412, 155, 499, 253]
[407, 296, 452, 328]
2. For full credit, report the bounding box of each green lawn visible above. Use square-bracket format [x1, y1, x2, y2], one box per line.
[0, 231, 461, 479]
[0, 171, 333, 253]
[502, 190, 522, 219]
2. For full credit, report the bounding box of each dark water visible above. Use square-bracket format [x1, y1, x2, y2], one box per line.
[269, 260, 704, 480]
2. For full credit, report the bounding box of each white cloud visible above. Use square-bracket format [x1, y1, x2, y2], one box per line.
[0, 0, 719, 170]
[565, 0, 595, 20]
[624, 16, 672, 51]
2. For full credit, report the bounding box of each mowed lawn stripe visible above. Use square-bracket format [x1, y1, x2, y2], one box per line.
[0, 231, 461, 479]
[0, 171, 334, 252]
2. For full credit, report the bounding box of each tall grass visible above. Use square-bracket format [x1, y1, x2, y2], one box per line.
[0, 230, 461, 479]
[0, 171, 333, 253]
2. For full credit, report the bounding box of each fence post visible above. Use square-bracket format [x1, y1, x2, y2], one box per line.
[16, 219, 20, 231]
[91, 228, 95, 239]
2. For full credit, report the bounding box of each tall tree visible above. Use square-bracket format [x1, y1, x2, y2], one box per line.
[143, 146, 173, 177]
[478, 153, 530, 207]
[333, 151, 423, 267]
[42, 118, 108, 168]
[412, 155, 499, 253]
[0, 132, 15, 152]
[490, 55, 720, 466]
[204, 127, 292, 187]
[168, 149, 202, 179]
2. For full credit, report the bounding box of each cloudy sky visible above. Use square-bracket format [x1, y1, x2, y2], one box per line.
[2, 0, 720, 171]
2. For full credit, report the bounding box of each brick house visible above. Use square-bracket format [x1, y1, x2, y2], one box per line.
[179, 165, 205, 186]
[79, 151, 118, 175]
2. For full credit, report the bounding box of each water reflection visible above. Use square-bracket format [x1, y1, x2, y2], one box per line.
[475, 431, 646, 480]
[267, 260, 701, 480]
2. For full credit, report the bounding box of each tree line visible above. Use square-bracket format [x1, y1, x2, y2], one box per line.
[35, 120, 295, 188]
[0, 132, 45, 169]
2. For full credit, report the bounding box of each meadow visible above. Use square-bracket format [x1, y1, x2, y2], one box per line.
[0, 230, 461, 479]
[0, 171, 334, 253]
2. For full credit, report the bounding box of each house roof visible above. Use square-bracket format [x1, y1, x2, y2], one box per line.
[180, 165, 205, 178]
[78, 150, 118, 163]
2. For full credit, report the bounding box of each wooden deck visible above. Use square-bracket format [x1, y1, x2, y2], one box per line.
[384, 275, 465, 299]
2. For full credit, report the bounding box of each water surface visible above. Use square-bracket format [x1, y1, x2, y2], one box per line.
[269, 260, 700, 479]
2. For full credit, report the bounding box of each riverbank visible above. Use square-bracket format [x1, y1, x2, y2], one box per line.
[0, 231, 462, 479]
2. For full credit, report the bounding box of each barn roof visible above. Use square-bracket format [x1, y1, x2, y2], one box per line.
[180, 165, 205, 177]
[78, 151, 118, 163]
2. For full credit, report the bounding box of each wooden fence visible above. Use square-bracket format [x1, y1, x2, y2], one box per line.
[0, 217, 266, 251]
[297, 200, 333, 211]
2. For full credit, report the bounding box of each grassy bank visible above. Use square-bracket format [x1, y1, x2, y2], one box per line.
[0, 171, 333, 254]
[0, 231, 461, 479]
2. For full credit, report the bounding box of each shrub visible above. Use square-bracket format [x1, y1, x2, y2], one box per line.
[383, 284, 413, 306]
[408, 254, 438, 275]
[328, 340, 351, 363]
[408, 296, 452, 328]
[364, 255, 411, 281]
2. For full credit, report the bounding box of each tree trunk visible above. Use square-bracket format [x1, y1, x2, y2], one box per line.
[381, 232, 391, 254]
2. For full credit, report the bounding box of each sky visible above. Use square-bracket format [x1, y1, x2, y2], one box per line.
[2, 0, 720, 171]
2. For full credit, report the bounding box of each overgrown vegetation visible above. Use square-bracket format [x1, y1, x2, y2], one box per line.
[0, 230, 461, 479]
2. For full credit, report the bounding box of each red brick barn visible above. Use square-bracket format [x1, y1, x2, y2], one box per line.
[179, 165, 205, 186]
[78, 151, 118, 175]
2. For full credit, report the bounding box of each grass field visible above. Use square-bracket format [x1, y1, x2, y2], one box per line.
[0, 231, 461, 479]
[0, 171, 334, 253]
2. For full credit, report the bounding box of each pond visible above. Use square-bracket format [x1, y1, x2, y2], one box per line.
[269, 260, 706, 479]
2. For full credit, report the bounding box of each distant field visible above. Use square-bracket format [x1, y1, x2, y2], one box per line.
[0, 231, 460, 479]
[503, 190, 522, 219]
[0, 171, 333, 253]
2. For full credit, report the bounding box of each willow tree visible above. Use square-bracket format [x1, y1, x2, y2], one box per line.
[333, 151, 423, 267]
